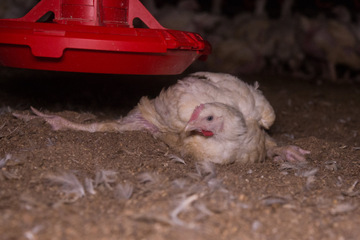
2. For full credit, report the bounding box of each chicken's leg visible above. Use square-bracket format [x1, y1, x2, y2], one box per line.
[13, 107, 158, 133]
[265, 134, 310, 162]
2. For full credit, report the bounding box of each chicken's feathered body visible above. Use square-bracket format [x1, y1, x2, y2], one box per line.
[14, 72, 309, 164]
[142, 72, 274, 130]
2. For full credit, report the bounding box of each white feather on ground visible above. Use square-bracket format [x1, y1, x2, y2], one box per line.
[137, 172, 159, 185]
[342, 180, 360, 197]
[94, 170, 117, 190]
[0, 106, 12, 115]
[168, 154, 186, 165]
[194, 202, 214, 219]
[297, 168, 318, 178]
[279, 161, 308, 172]
[46, 172, 85, 201]
[279, 162, 318, 177]
[170, 194, 199, 228]
[1, 170, 20, 180]
[172, 178, 188, 189]
[0, 154, 21, 180]
[46, 138, 56, 147]
[279, 162, 318, 190]
[324, 161, 338, 171]
[330, 203, 358, 215]
[195, 161, 217, 181]
[207, 178, 228, 193]
[84, 177, 96, 195]
[114, 183, 133, 200]
[305, 176, 316, 191]
[0, 154, 11, 168]
[260, 195, 292, 206]
[24, 225, 44, 240]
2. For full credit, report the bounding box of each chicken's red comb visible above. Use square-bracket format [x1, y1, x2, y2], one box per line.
[189, 104, 204, 122]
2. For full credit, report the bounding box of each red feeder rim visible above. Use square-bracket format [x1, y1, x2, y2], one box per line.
[0, 0, 211, 75]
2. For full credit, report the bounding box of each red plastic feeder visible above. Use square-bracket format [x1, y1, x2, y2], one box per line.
[0, 0, 211, 75]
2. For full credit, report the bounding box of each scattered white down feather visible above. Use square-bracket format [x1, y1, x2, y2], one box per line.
[94, 170, 118, 190]
[207, 178, 227, 193]
[46, 172, 85, 200]
[170, 194, 199, 228]
[114, 183, 133, 200]
[331, 203, 358, 215]
[0, 154, 11, 168]
[195, 161, 217, 181]
[172, 178, 188, 189]
[137, 172, 159, 184]
[279, 162, 318, 190]
[84, 177, 96, 195]
[168, 154, 186, 165]
[0, 154, 21, 180]
[0, 106, 12, 115]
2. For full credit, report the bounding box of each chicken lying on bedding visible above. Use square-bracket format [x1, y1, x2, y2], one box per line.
[13, 72, 309, 164]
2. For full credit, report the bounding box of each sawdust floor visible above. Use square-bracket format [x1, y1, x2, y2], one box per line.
[0, 67, 360, 240]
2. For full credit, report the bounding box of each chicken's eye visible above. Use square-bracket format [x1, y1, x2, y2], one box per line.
[206, 116, 213, 121]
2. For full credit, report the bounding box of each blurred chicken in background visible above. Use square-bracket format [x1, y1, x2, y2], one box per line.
[205, 0, 268, 75]
[298, 10, 360, 81]
[147, 0, 360, 82]
[0, 0, 39, 19]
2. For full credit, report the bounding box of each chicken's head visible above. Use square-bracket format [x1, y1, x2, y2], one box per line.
[184, 103, 245, 137]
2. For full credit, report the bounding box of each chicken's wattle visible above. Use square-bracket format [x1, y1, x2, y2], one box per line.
[201, 130, 214, 136]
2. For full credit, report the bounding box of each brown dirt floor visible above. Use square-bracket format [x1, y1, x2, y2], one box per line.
[0, 66, 359, 240]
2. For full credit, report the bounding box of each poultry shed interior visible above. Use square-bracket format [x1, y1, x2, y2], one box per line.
[0, 1, 360, 240]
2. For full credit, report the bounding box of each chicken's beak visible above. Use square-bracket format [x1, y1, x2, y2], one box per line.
[184, 122, 198, 132]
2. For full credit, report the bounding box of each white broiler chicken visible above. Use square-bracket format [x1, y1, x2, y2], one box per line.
[206, 38, 265, 75]
[2, 0, 39, 19]
[205, 0, 269, 74]
[14, 72, 309, 164]
[267, 0, 305, 75]
[152, 0, 199, 32]
[233, 0, 275, 60]
[299, 14, 360, 81]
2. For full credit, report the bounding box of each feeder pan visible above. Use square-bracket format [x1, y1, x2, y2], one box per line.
[0, 0, 211, 75]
